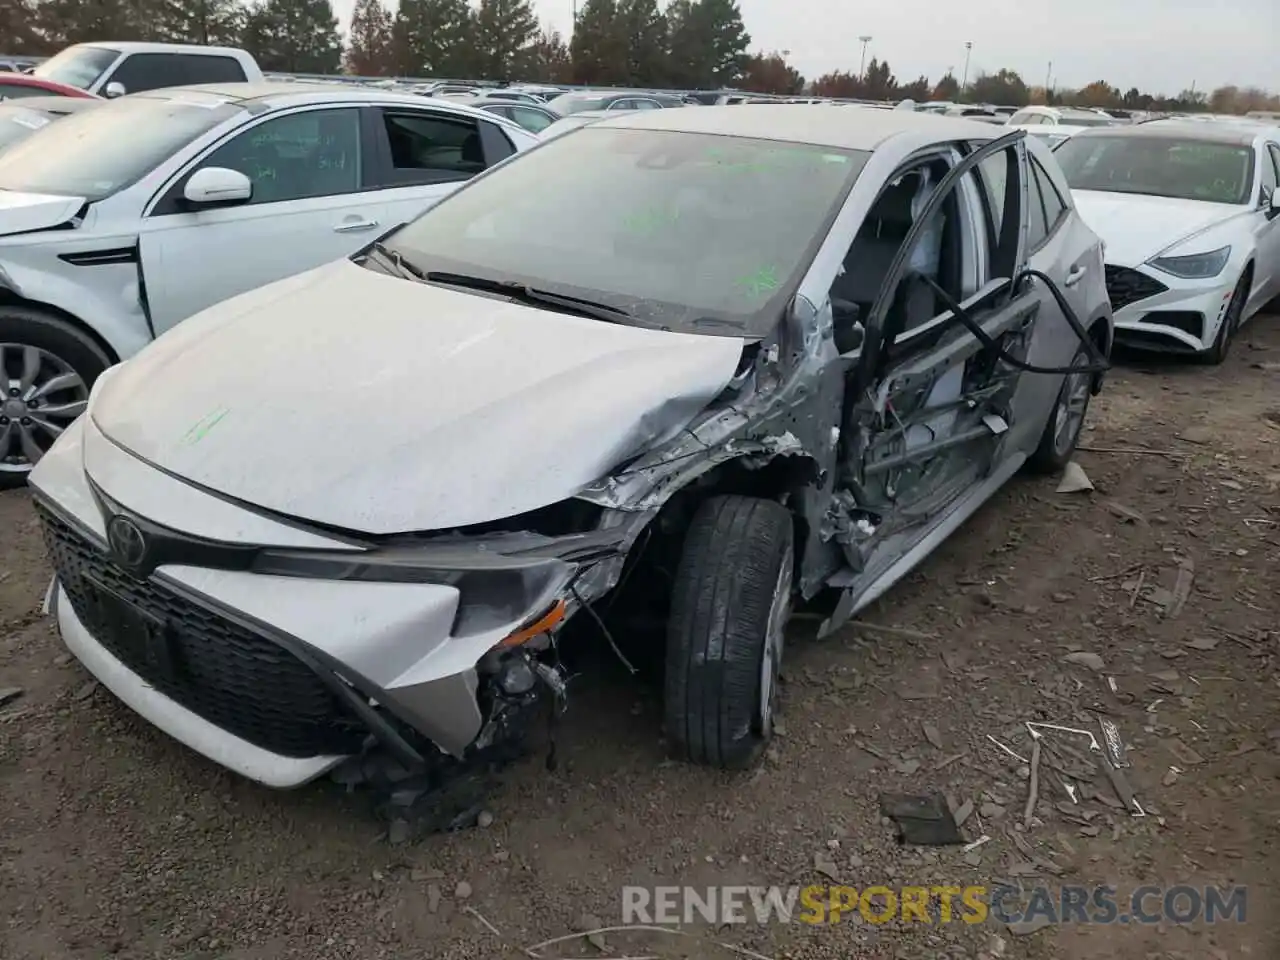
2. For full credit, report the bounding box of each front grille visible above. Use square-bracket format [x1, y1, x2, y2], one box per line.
[1104, 265, 1168, 311]
[37, 504, 369, 758]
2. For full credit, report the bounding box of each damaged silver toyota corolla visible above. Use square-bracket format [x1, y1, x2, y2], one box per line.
[30, 107, 1113, 820]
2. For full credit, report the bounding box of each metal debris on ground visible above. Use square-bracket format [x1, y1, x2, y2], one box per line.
[878, 792, 966, 845]
[1062, 651, 1105, 671]
[1026, 721, 1101, 751]
[1098, 717, 1129, 768]
[986, 734, 1029, 764]
[1022, 739, 1042, 828]
[1104, 500, 1148, 525]
[1166, 556, 1195, 618]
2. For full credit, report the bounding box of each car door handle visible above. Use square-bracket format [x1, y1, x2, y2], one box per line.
[333, 219, 379, 234]
[1064, 264, 1088, 287]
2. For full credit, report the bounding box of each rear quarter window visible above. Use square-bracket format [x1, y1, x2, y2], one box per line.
[181, 56, 248, 84]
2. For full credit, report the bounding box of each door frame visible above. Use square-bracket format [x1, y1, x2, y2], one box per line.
[854, 130, 1027, 392]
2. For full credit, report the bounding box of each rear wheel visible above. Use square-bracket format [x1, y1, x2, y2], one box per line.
[664, 495, 794, 769]
[1027, 341, 1094, 474]
[0, 307, 110, 488]
[1199, 270, 1249, 366]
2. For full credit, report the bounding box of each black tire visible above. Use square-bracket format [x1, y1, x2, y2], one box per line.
[0, 306, 112, 489]
[1199, 270, 1249, 366]
[664, 495, 794, 769]
[1027, 341, 1094, 474]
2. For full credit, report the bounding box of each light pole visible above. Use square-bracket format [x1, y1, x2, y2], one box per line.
[960, 41, 973, 99]
[858, 36, 872, 80]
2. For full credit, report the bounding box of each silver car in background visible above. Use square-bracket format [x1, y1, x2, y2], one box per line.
[30, 108, 1111, 829]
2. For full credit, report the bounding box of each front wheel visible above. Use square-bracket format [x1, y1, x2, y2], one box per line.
[1027, 342, 1094, 474]
[664, 495, 794, 769]
[0, 308, 109, 489]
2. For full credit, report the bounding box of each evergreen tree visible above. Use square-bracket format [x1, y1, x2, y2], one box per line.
[392, 0, 475, 78]
[665, 0, 748, 88]
[615, 0, 666, 87]
[241, 0, 342, 74]
[522, 29, 572, 84]
[36, 0, 144, 47]
[345, 0, 393, 75]
[473, 0, 540, 81]
[569, 0, 625, 85]
[142, 0, 247, 45]
[2, 0, 46, 54]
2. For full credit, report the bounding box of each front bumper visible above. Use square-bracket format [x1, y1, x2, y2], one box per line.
[1108, 263, 1236, 354]
[30, 417, 574, 789]
[52, 581, 343, 788]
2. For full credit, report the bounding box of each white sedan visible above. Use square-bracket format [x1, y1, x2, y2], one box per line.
[0, 82, 538, 481]
[1055, 120, 1280, 363]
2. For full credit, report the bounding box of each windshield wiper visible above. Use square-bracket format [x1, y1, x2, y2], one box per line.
[369, 242, 426, 281]
[424, 270, 641, 326]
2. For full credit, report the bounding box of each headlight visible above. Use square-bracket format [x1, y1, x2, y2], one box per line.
[1147, 245, 1231, 279]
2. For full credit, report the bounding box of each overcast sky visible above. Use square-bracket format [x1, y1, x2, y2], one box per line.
[332, 0, 1278, 95]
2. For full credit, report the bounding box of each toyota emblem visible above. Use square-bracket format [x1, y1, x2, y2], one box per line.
[107, 515, 147, 568]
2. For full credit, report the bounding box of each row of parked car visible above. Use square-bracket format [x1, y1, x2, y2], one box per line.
[4, 54, 1280, 810]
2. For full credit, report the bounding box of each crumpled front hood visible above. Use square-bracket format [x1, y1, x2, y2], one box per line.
[91, 260, 744, 535]
[0, 188, 84, 236]
[1070, 190, 1245, 267]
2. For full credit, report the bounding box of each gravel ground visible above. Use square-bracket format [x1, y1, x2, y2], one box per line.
[2, 319, 1279, 960]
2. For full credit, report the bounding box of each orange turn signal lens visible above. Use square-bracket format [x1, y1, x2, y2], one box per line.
[497, 598, 567, 649]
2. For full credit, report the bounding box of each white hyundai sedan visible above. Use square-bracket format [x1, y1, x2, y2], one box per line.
[0, 82, 538, 483]
[1054, 120, 1280, 363]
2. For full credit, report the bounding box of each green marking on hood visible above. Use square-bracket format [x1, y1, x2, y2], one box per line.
[180, 407, 230, 446]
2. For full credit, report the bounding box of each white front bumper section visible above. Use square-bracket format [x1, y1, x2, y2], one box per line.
[55, 584, 345, 789]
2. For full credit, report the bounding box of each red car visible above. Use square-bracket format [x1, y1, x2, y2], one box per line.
[0, 73, 100, 100]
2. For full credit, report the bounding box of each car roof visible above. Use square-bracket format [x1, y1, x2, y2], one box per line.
[555, 90, 681, 100]
[81, 41, 249, 56]
[0, 96, 102, 115]
[127, 81, 529, 132]
[588, 104, 1003, 150]
[1071, 120, 1263, 146]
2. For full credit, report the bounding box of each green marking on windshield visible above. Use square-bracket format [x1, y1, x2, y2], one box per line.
[704, 145, 843, 174]
[180, 407, 230, 446]
[734, 265, 780, 298]
[623, 204, 680, 235]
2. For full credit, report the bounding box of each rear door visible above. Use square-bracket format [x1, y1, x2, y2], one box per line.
[363, 105, 518, 226]
[1004, 139, 1107, 451]
[848, 133, 1036, 535]
[138, 105, 387, 332]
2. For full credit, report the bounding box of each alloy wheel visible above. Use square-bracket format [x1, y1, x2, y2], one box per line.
[0, 343, 89, 475]
[1052, 358, 1093, 459]
[756, 545, 794, 734]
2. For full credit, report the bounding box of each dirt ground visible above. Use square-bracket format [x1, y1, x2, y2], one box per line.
[2, 318, 1279, 960]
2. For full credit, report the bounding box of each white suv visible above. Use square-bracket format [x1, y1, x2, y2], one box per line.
[0, 83, 539, 482]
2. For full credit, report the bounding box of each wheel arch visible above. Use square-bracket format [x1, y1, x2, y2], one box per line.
[0, 285, 122, 366]
[1086, 309, 1113, 395]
